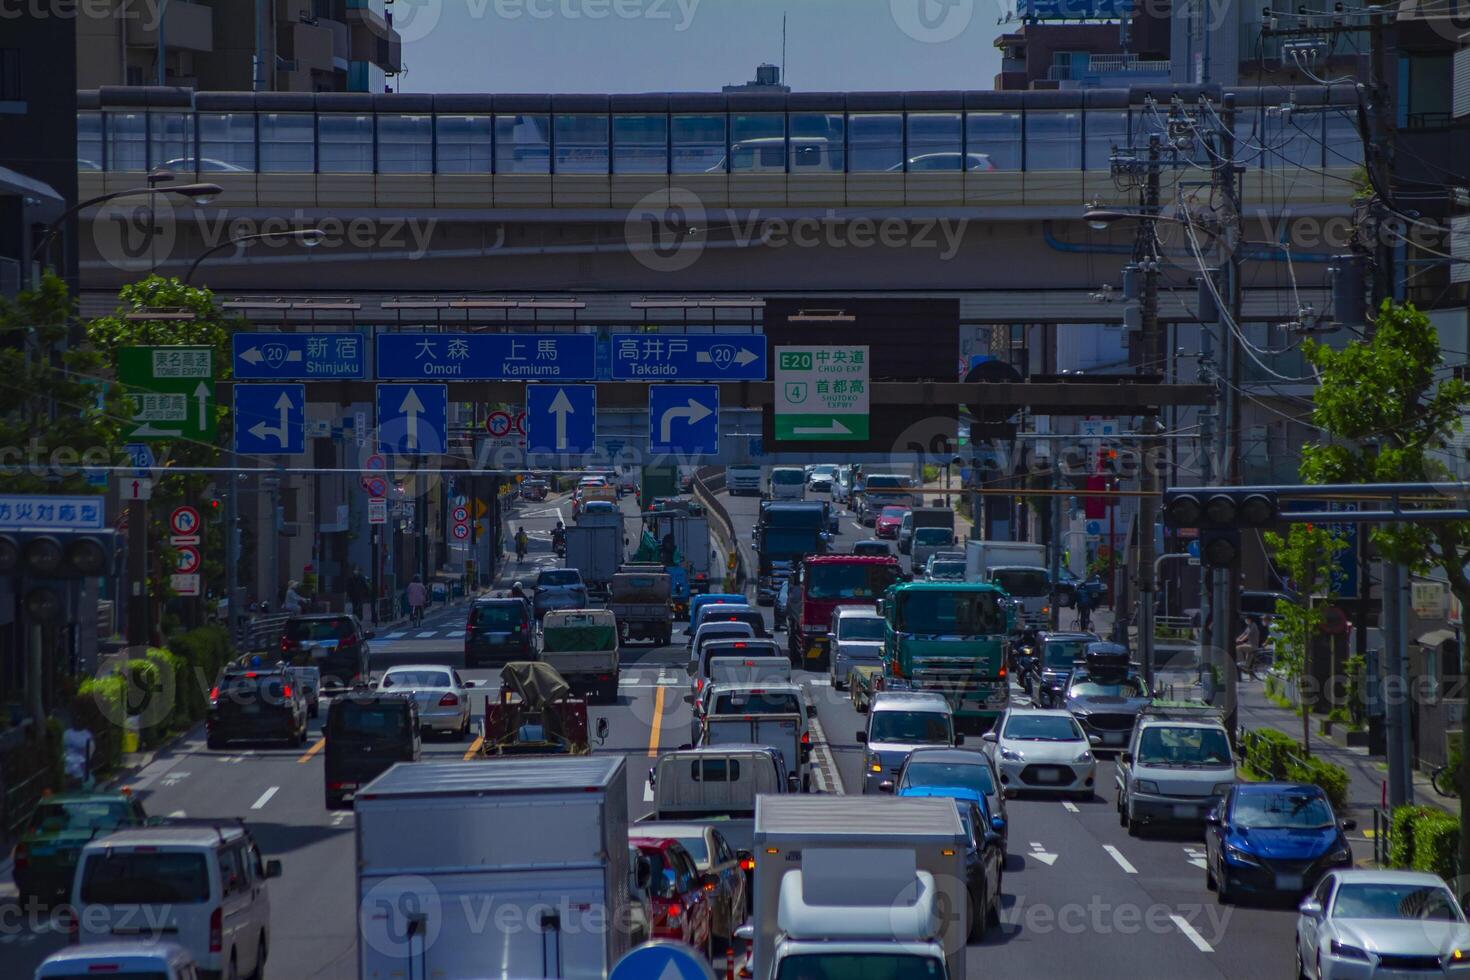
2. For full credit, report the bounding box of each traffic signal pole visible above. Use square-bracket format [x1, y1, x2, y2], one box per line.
[1135, 137, 1162, 689]
[126, 499, 148, 649]
[225, 452, 239, 646]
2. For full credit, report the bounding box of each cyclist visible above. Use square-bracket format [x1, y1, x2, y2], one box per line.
[406, 574, 428, 627]
[515, 526, 529, 562]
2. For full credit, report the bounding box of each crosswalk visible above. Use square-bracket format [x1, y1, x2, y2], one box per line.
[618, 669, 685, 689]
[376, 627, 466, 641]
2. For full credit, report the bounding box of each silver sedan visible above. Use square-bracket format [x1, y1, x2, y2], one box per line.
[377, 665, 475, 739]
[1296, 870, 1470, 979]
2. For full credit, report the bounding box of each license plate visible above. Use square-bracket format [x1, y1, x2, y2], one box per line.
[1173, 804, 1197, 819]
[1104, 732, 1126, 745]
[1035, 769, 1061, 783]
[1274, 874, 1303, 891]
[242, 703, 260, 714]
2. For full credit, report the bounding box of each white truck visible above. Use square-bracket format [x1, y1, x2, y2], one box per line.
[354, 757, 631, 980]
[965, 539, 1052, 632]
[539, 609, 620, 704]
[744, 796, 969, 980]
[701, 691, 810, 792]
[640, 744, 791, 855]
[565, 523, 622, 594]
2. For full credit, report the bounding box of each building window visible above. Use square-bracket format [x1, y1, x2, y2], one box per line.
[105, 111, 147, 172]
[1406, 52, 1452, 129]
[671, 113, 725, 174]
[730, 113, 785, 172]
[77, 111, 103, 171]
[0, 48, 19, 102]
[318, 114, 373, 172]
[494, 114, 550, 174]
[378, 114, 432, 173]
[553, 114, 610, 174]
[434, 114, 491, 173]
[259, 113, 315, 172]
[848, 112, 903, 172]
[1050, 51, 1091, 82]
[612, 114, 668, 174]
[1085, 111, 1127, 170]
[788, 112, 844, 172]
[198, 112, 256, 171]
[906, 112, 963, 170]
[966, 112, 1021, 171]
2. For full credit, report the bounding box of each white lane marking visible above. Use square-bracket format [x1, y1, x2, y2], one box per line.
[1102, 844, 1137, 874]
[168, 810, 187, 818]
[1184, 846, 1208, 869]
[330, 812, 351, 826]
[250, 786, 279, 810]
[1029, 842, 1059, 866]
[385, 632, 405, 639]
[417, 631, 437, 638]
[1170, 914, 1215, 953]
[643, 780, 655, 803]
[807, 677, 832, 687]
[161, 771, 191, 787]
[806, 712, 843, 795]
[447, 630, 465, 638]
[1062, 800, 1079, 813]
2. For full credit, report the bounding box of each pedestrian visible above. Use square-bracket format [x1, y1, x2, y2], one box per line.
[282, 580, 305, 615]
[1076, 587, 1093, 632]
[63, 708, 96, 791]
[1236, 614, 1264, 680]
[348, 566, 373, 623]
[407, 574, 428, 627]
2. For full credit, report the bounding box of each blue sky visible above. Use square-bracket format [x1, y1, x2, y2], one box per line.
[395, 0, 1009, 93]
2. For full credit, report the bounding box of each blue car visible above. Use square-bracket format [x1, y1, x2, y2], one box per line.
[689, 592, 745, 626]
[1204, 782, 1356, 903]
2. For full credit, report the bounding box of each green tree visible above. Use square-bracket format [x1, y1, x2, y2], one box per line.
[1300, 299, 1470, 872]
[1263, 522, 1347, 756]
[0, 273, 124, 492]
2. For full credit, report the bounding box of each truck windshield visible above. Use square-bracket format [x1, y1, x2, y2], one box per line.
[763, 529, 821, 555]
[773, 469, 805, 485]
[870, 711, 952, 744]
[991, 569, 1050, 597]
[838, 616, 886, 641]
[1042, 640, 1087, 668]
[808, 563, 901, 600]
[1135, 725, 1233, 767]
[895, 590, 1005, 636]
[914, 528, 952, 545]
[775, 953, 945, 979]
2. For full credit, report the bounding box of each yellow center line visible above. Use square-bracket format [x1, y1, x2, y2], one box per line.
[463, 736, 484, 761]
[647, 685, 665, 757]
[297, 737, 325, 764]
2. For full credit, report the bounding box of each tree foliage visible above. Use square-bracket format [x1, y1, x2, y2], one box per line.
[1263, 523, 1347, 757]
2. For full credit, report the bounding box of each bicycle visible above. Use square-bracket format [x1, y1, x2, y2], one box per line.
[409, 603, 425, 628]
[1431, 763, 1459, 798]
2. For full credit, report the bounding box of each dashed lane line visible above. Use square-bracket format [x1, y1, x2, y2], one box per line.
[1102, 844, 1138, 874]
[1062, 800, 1080, 813]
[250, 786, 279, 810]
[1170, 914, 1215, 953]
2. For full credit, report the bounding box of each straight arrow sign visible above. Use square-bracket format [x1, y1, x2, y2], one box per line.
[193, 381, 210, 429]
[400, 387, 426, 450]
[548, 388, 574, 451]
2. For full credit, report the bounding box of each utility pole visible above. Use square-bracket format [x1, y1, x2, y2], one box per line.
[1049, 436, 1062, 630]
[126, 499, 148, 649]
[1135, 137, 1163, 686]
[1218, 94, 1245, 736]
[224, 454, 239, 646]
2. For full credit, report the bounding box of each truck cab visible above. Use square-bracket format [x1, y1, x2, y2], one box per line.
[787, 554, 903, 669]
[1115, 701, 1237, 835]
[755, 503, 831, 606]
[767, 466, 807, 500]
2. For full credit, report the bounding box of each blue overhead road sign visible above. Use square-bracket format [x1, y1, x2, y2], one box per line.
[525, 385, 595, 455]
[232, 333, 366, 379]
[611, 334, 766, 380]
[233, 384, 306, 456]
[376, 333, 596, 380]
[609, 941, 716, 980]
[649, 385, 719, 455]
[376, 384, 447, 457]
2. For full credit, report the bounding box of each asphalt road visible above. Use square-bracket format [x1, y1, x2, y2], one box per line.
[0, 483, 1357, 979]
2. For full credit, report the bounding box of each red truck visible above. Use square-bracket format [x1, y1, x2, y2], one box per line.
[785, 554, 904, 669]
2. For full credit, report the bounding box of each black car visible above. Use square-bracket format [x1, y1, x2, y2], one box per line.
[465, 596, 535, 667]
[888, 746, 1007, 856]
[282, 613, 373, 688]
[1020, 631, 1096, 707]
[953, 797, 1004, 941]
[207, 664, 310, 749]
[323, 692, 421, 810]
[1064, 647, 1152, 751]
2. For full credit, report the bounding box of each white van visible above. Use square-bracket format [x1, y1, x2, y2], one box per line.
[72, 823, 281, 980]
[768, 467, 807, 501]
[36, 943, 199, 980]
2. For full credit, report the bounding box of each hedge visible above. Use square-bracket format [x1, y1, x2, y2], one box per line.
[1243, 726, 1350, 811]
[1389, 805, 1459, 881]
[1286, 755, 1349, 811]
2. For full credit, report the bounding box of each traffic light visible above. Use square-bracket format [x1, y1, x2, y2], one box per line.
[1162, 488, 1278, 566]
[206, 496, 223, 522]
[0, 530, 118, 623]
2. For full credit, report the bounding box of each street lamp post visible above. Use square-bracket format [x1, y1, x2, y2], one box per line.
[33, 182, 221, 285]
[183, 229, 326, 286]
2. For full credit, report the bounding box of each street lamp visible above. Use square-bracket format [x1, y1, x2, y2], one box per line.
[33, 182, 222, 276]
[184, 229, 326, 286]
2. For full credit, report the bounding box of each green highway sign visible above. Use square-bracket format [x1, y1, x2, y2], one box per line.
[118, 346, 216, 442]
[773, 345, 870, 441]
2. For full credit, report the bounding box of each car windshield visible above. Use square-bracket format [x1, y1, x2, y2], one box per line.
[914, 528, 952, 545]
[812, 466, 838, 478]
[473, 603, 525, 628]
[713, 692, 802, 715]
[219, 674, 291, 704]
[895, 590, 1006, 637]
[902, 761, 995, 796]
[674, 836, 710, 864]
[80, 851, 210, 904]
[1004, 714, 1084, 741]
[1233, 791, 1335, 829]
[774, 953, 945, 979]
[839, 616, 886, 641]
[1070, 677, 1147, 697]
[870, 711, 952, 744]
[808, 563, 901, 600]
[32, 800, 134, 834]
[773, 469, 805, 485]
[381, 670, 452, 689]
[1332, 883, 1463, 921]
[928, 561, 966, 578]
[1136, 725, 1233, 768]
[880, 507, 908, 519]
[287, 618, 354, 640]
[991, 569, 1050, 597]
[1043, 640, 1087, 668]
[537, 570, 581, 586]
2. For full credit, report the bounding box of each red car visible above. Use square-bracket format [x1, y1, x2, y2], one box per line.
[629, 836, 716, 957]
[874, 506, 908, 539]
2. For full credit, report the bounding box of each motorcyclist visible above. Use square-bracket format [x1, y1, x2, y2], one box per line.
[551, 520, 567, 553]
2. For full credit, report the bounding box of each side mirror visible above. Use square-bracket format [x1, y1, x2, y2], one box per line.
[265, 859, 283, 879]
[596, 718, 609, 741]
[735, 923, 755, 943]
[878, 781, 895, 794]
[787, 773, 799, 792]
[1341, 817, 1358, 831]
[1299, 899, 1323, 918]
[806, 706, 816, 719]
[677, 743, 693, 751]
[875, 599, 887, 615]
[1205, 811, 1221, 825]
[636, 857, 653, 891]
[826, 633, 836, 645]
[953, 733, 965, 746]
[1089, 735, 1102, 746]
[363, 629, 376, 640]
[981, 732, 998, 743]
[647, 766, 657, 787]
[991, 815, 1007, 833]
[1120, 752, 1133, 765]
[855, 731, 867, 743]
[463, 681, 476, 688]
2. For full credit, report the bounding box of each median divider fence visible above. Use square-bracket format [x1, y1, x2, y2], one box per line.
[693, 466, 745, 594]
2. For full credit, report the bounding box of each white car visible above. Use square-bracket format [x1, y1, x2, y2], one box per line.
[36, 942, 198, 980]
[377, 664, 475, 739]
[1296, 869, 1470, 979]
[982, 707, 1098, 800]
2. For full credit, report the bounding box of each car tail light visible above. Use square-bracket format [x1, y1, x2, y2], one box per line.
[439, 693, 460, 707]
[801, 732, 811, 745]
[664, 902, 682, 920]
[999, 665, 1007, 679]
[695, 679, 704, 692]
[13, 843, 27, 872]
[282, 685, 293, 699]
[209, 907, 222, 953]
[209, 686, 219, 702]
[739, 856, 755, 872]
[703, 879, 717, 892]
[280, 637, 290, 652]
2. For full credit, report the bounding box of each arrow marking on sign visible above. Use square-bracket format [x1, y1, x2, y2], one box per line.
[659, 397, 713, 444]
[792, 419, 851, 436]
[247, 392, 295, 448]
[696, 348, 759, 367]
[240, 347, 303, 366]
[548, 388, 574, 451]
[129, 423, 182, 439]
[399, 388, 426, 450]
[193, 381, 211, 429]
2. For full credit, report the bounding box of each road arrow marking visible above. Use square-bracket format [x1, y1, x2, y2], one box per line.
[548, 388, 574, 451]
[1028, 842, 1058, 866]
[1184, 846, 1208, 869]
[658, 397, 714, 443]
[193, 381, 210, 429]
[1062, 800, 1080, 813]
[792, 418, 851, 436]
[399, 387, 426, 450]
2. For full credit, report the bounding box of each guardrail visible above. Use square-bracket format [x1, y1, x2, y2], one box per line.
[692, 466, 743, 592]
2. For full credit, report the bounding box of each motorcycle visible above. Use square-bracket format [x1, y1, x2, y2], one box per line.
[552, 531, 567, 558]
